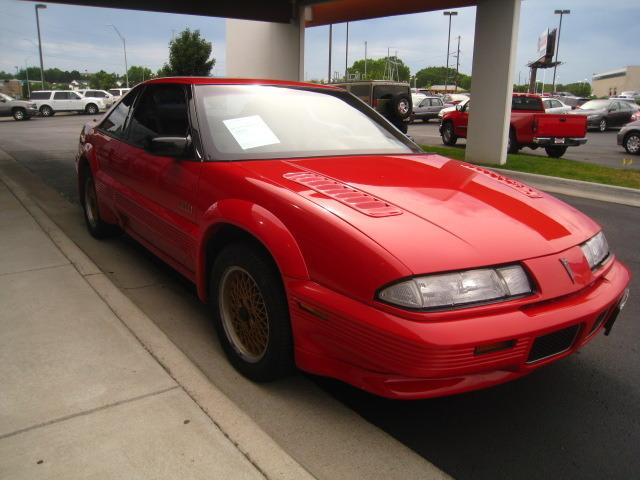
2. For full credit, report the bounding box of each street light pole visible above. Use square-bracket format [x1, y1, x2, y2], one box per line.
[454, 35, 460, 93]
[328, 24, 333, 83]
[552, 9, 570, 93]
[34, 4, 46, 89]
[344, 22, 349, 81]
[108, 24, 129, 88]
[443, 11, 458, 94]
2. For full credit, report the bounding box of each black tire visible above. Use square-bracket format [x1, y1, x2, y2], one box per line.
[81, 170, 118, 239]
[441, 121, 457, 146]
[544, 146, 568, 158]
[85, 103, 99, 115]
[623, 132, 640, 155]
[209, 243, 293, 382]
[598, 118, 608, 132]
[40, 105, 53, 117]
[507, 129, 520, 154]
[12, 108, 26, 121]
[389, 93, 411, 120]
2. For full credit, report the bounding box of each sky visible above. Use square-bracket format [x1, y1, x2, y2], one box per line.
[0, 0, 638, 85]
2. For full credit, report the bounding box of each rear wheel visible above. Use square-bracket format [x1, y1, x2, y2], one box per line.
[623, 132, 640, 154]
[12, 108, 26, 121]
[507, 129, 519, 154]
[545, 146, 568, 158]
[598, 118, 608, 132]
[40, 105, 53, 117]
[390, 93, 411, 120]
[209, 243, 293, 382]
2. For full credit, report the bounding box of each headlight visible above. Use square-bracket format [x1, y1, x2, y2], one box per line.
[587, 114, 598, 119]
[580, 231, 609, 269]
[377, 264, 532, 310]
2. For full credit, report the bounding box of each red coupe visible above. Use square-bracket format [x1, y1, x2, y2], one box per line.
[76, 78, 630, 399]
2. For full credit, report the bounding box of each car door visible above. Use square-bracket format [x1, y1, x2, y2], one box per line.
[429, 98, 444, 117]
[119, 83, 202, 272]
[619, 102, 634, 125]
[52, 91, 71, 111]
[0, 94, 11, 116]
[414, 98, 429, 118]
[69, 91, 84, 110]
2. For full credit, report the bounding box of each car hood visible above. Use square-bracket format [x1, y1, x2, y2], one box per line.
[571, 108, 606, 116]
[245, 154, 599, 274]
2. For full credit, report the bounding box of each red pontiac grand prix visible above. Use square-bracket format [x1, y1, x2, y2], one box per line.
[76, 78, 630, 399]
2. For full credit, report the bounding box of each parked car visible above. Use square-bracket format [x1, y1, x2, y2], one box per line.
[411, 96, 451, 123]
[77, 89, 116, 107]
[108, 88, 131, 99]
[442, 93, 469, 105]
[617, 120, 640, 154]
[438, 97, 468, 119]
[569, 99, 636, 132]
[30, 90, 107, 117]
[542, 97, 571, 114]
[560, 96, 590, 109]
[334, 80, 412, 133]
[76, 77, 630, 400]
[0, 92, 38, 120]
[440, 93, 588, 158]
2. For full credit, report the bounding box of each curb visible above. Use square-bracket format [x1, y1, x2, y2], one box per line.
[492, 168, 640, 208]
[0, 163, 315, 480]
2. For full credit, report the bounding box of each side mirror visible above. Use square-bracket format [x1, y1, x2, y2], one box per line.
[149, 135, 191, 157]
[455, 104, 462, 111]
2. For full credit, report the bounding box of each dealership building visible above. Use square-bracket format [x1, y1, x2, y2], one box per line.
[592, 66, 640, 97]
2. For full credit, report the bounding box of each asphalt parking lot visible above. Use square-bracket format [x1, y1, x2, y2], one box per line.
[408, 120, 639, 170]
[1, 114, 638, 480]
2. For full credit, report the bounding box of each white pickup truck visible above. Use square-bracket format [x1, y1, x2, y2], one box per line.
[29, 90, 108, 117]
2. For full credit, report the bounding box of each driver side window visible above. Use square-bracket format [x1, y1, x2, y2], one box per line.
[127, 84, 189, 149]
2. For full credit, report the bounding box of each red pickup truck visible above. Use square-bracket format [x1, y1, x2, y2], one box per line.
[440, 93, 588, 158]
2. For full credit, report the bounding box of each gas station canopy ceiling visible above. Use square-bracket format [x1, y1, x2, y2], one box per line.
[31, 0, 478, 25]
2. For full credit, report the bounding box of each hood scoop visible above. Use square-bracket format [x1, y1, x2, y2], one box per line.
[461, 164, 543, 198]
[283, 171, 403, 218]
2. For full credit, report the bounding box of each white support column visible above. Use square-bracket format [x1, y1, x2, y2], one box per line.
[465, 0, 521, 165]
[226, 9, 305, 81]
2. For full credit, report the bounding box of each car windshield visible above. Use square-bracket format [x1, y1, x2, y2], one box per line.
[194, 85, 420, 161]
[579, 100, 610, 110]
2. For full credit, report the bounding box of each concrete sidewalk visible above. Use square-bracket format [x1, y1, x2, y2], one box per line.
[0, 178, 312, 478]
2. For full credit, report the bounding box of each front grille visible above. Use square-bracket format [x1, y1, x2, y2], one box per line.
[527, 324, 581, 363]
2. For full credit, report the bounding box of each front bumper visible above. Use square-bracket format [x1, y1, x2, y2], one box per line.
[532, 137, 587, 147]
[25, 107, 39, 118]
[289, 258, 630, 399]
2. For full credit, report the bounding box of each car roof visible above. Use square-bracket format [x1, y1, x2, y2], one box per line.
[144, 77, 341, 91]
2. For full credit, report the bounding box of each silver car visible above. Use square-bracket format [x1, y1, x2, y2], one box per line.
[0, 93, 38, 121]
[411, 96, 449, 123]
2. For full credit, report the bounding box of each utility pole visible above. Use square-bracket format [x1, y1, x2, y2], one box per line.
[24, 59, 31, 97]
[364, 41, 367, 79]
[34, 4, 46, 89]
[108, 24, 129, 88]
[328, 24, 332, 83]
[552, 9, 570, 93]
[344, 22, 349, 81]
[443, 11, 458, 94]
[454, 35, 460, 92]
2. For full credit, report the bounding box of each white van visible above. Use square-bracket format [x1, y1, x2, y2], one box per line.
[30, 90, 107, 117]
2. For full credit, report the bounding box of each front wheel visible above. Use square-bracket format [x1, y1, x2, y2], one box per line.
[545, 146, 568, 158]
[82, 171, 118, 238]
[40, 105, 53, 117]
[85, 103, 99, 115]
[623, 132, 640, 155]
[12, 108, 26, 121]
[209, 243, 293, 382]
[598, 118, 608, 132]
[441, 122, 457, 146]
[507, 129, 520, 154]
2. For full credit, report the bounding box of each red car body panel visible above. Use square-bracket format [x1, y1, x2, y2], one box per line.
[442, 93, 588, 147]
[77, 78, 630, 399]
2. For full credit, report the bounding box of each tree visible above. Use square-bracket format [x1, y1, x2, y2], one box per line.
[414, 66, 471, 91]
[127, 65, 154, 85]
[347, 56, 410, 82]
[159, 28, 215, 76]
[89, 70, 118, 90]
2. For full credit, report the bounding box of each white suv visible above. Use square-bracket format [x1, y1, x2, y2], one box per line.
[77, 89, 116, 107]
[29, 90, 107, 117]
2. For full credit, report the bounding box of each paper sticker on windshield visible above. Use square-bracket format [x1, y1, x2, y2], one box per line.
[223, 115, 280, 150]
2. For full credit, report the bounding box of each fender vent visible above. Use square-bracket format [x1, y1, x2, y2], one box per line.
[462, 164, 543, 198]
[283, 172, 402, 217]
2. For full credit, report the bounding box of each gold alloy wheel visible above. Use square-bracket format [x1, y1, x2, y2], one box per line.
[219, 266, 270, 363]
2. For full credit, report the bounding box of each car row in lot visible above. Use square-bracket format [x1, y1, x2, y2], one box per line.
[75, 77, 630, 400]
